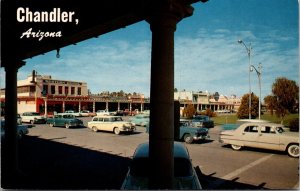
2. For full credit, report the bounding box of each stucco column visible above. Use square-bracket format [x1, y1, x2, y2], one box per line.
[62, 101, 65, 112]
[93, 101, 95, 113]
[147, 2, 194, 189]
[44, 98, 48, 117]
[2, 60, 25, 188]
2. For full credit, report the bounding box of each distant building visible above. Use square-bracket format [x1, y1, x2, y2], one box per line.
[174, 90, 240, 114]
[0, 72, 148, 116]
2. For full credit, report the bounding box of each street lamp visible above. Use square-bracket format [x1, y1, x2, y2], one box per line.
[250, 63, 262, 119]
[238, 40, 252, 119]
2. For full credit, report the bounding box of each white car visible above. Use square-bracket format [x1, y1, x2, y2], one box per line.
[64, 110, 82, 117]
[21, 112, 46, 124]
[219, 122, 299, 158]
[96, 110, 110, 116]
[87, 116, 135, 135]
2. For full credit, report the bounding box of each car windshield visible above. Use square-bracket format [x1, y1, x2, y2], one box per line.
[31, 112, 40, 116]
[194, 116, 209, 121]
[63, 115, 75, 118]
[130, 158, 193, 177]
[112, 117, 123, 122]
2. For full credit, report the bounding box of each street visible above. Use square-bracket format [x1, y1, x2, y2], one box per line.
[17, 116, 299, 189]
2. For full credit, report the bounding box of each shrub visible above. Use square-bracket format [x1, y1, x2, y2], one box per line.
[289, 118, 299, 132]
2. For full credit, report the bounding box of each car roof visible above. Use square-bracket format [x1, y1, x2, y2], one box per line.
[240, 122, 284, 127]
[133, 142, 190, 159]
[237, 119, 270, 123]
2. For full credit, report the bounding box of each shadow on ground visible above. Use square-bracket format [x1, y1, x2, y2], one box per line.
[195, 166, 269, 189]
[3, 135, 274, 189]
[9, 135, 131, 189]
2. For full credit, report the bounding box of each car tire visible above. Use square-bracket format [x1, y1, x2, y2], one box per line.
[65, 123, 70, 129]
[114, 127, 120, 135]
[92, 126, 98, 132]
[17, 132, 23, 139]
[49, 123, 54, 127]
[287, 144, 299, 158]
[184, 134, 193, 144]
[231, 144, 242, 151]
[30, 120, 34, 124]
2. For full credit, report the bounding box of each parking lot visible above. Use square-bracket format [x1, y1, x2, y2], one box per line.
[13, 116, 299, 189]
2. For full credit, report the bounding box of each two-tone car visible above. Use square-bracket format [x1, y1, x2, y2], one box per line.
[21, 112, 47, 124]
[219, 121, 299, 158]
[179, 120, 210, 144]
[87, 116, 135, 135]
[46, 114, 83, 128]
[121, 142, 202, 189]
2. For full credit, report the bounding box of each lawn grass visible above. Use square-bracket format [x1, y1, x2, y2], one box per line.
[212, 113, 299, 126]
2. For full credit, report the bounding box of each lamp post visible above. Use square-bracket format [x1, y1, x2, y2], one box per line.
[250, 63, 262, 119]
[238, 40, 252, 119]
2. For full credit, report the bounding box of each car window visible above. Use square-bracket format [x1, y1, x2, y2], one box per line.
[93, 118, 98, 122]
[130, 157, 193, 178]
[276, 127, 284, 133]
[104, 118, 109, 122]
[261, 126, 276, 134]
[113, 117, 123, 121]
[244, 126, 258, 133]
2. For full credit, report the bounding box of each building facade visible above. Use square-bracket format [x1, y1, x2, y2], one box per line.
[174, 90, 240, 114]
[0, 73, 148, 116]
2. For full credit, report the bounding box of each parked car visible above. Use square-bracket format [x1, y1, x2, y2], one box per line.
[63, 110, 82, 117]
[145, 120, 210, 144]
[96, 110, 110, 116]
[121, 142, 202, 189]
[192, 115, 214, 128]
[222, 119, 270, 130]
[179, 121, 210, 144]
[87, 116, 135, 135]
[17, 113, 22, 125]
[21, 112, 47, 124]
[129, 114, 149, 127]
[1, 120, 29, 139]
[46, 114, 83, 128]
[219, 122, 299, 158]
[80, 110, 96, 117]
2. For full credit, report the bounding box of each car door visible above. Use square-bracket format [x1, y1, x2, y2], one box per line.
[96, 117, 104, 130]
[257, 125, 280, 150]
[241, 125, 260, 148]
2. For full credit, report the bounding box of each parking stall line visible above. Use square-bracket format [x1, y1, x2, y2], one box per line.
[207, 154, 274, 189]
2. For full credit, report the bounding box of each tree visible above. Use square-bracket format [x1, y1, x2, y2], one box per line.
[264, 95, 277, 115]
[269, 77, 299, 124]
[237, 93, 259, 119]
[182, 104, 196, 119]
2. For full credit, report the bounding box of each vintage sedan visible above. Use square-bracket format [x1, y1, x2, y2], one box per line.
[1, 120, 29, 139]
[21, 112, 47, 124]
[192, 115, 214, 128]
[129, 114, 149, 127]
[179, 121, 210, 144]
[47, 114, 83, 128]
[219, 122, 299, 158]
[121, 142, 202, 189]
[87, 116, 135, 135]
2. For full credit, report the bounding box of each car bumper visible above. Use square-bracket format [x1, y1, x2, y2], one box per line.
[193, 134, 210, 140]
[34, 119, 46, 124]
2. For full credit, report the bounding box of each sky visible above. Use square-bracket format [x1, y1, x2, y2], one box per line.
[1, 0, 299, 99]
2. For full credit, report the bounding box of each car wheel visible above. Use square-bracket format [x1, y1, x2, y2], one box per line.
[184, 134, 193, 144]
[287, 144, 299, 158]
[92, 126, 98, 132]
[49, 123, 54, 127]
[231, 144, 242, 151]
[17, 132, 23, 139]
[65, 123, 70, 129]
[30, 120, 34, 124]
[114, 127, 120, 135]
